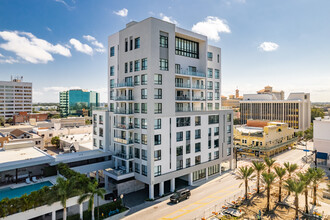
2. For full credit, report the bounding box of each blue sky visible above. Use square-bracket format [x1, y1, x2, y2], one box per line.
[0, 0, 329, 102]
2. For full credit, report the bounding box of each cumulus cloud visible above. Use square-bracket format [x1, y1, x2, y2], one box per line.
[69, 38, 93, 55]
[0, 53, 3, 57]
[192, 16, 231, 42]
[46, 27, 52, 32]
[0, 56, 19, 64]
[0, 31, 71, 64]
[258, 42, 279, 52]
[160, 13, 178, 25]
[114, 8, 128, 17]
[43, 86, 81, 92]
[83, 35, 105, 53]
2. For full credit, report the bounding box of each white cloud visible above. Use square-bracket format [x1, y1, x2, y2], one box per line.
[258, 42, 279, 52]
[114, 8, 128, 17]
[69, 38, 93, 55]
[0, 53, 3, 57]
[46, 27, 52, 32]
[54, 0, 75, 10]
[192, 16, 231, 42]
[160, 13, 178, 25]
[43, 86, 81, 92]
[83, 35, 105, 53]
[0, 31, 71, 64]
[0, 56, 19, 64]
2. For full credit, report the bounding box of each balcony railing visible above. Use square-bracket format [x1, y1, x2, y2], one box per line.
[106, 168, 133, 176]
[115, 152, 134, 160]
[176, 96, 190, 100]
[175, 83, 191, 88]
[114, 123, 134, 130]
[114, 137, 133, 144]
[114, 109, 134, 114]
[191, 84, 205, 89]
[113, 82, 134, 88]
[192, 96, 205, 101]
[176, 107, 203, 112]
[176, 70, 206, 77]
[114, 96, 134, 101]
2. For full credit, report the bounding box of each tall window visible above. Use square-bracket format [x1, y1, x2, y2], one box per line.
[207, 92, 213, 100]
[110, 66, 115, 76]
[176, 132, 183, 142]
[141, 58, 147, 70]
[155, 103, 162, 114]
[110, 46, 115, 56]
[195, 155, 201, 165]
[134, 75, 140, 85]
[154, 134, 161, 145]
[207, 52, 213, 61]
[186, 158, 191, 167]
[215, 69, 220, 79]
[141, 134, 147, 145]
[154, 89, 162, 99]
[134, 103, 140, 113]
[125, 38, 128, 52]
[135, 162, 140, 173]
[141, 103, 147, 113]
[195, 142, 201, 152]
[141, 74, 147, 85]
[141, 89, 147, 99]
[195, 129, 201, 139]
[160, 59, 168, 71]
[134, 60, 140, 71]
[154, 119, 161, 129]
[176, 146, 183, 156]
[207, 81, 213, 90]
[141, 118, 147, 129]
[214, 127, 219, 136]
[142, 164, 147, 176]
[195, 116, 201, 126]
[129, 61, 133, 72]
[154, 74, 162, 85]
[175, 37, 199, 58]
[154, 165, 161, 176]
[134, 148, 140, 158]
[215, 82, 219, 90]
[175, 64, 181, 74]
[154, 150, 161, 161]
[186, 144, 191, 154]
[217, 54, 220, 63]
[160, 35, 168, 48]
[186, 131, 191, 140]
[134, 37, 140, 49]
[129, 37, 133, 50]
[125, 63, 128, 73]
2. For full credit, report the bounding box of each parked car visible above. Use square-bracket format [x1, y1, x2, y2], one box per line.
[170, 189, 191, 203]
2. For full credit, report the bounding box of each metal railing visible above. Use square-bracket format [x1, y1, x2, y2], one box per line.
[113, 82, 134, 88]
[176, 69, 206, 77]
[176, 107, 203, 112]
[114, 96, 134, 101]
[175, 96, 190, 100]
[115, 152, 134, 160]
[113, 137, 133, 144]
[175, 83, 191, 88]
[114, 123, 134, 129]
[191, 84, 205, 89]
[114, 109, 134, 114]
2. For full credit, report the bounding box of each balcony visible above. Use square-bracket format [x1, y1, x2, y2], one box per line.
[114, 108, 134, 115]
[175, 96, 190, 101]
[175, 70, 206, 78]
[104, 168, 134, 181]
[114, 152, 134, 160]
[114, 96, 134, 101]
[191, 84, 205, 89]
[192, 96, 205, 101]
[113, 82, 134, 88]
[176, 107, 203, 112]
[113, 137, 133, 145]
[175, 83, 191, 88]
[114, 123, 134, 130]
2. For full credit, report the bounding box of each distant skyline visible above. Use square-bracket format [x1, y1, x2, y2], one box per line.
[0, 0, 329, 102]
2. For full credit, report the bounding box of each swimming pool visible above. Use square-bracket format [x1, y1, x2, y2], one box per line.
[0, 181, 53, 201]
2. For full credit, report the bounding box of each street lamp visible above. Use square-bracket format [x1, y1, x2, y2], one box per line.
[120, 194, 124, 207]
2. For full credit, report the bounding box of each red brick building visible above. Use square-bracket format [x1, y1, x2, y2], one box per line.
[13, 112, 48, 124]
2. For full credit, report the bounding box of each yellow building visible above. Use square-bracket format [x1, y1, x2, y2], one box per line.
[234, 120, 297, 158]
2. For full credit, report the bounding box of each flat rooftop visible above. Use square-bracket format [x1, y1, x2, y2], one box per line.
[235, 126, 263, 134]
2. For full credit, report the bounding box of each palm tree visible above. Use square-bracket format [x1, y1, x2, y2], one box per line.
[284, 162, 298, 195]
[78, 181, 106, 220]
[285, 179, 304, 219]
[264, 157, 276, 173]
[262, 172, 276, 212]
[274, 167, 286, 202]
[252, 161, 266, 193]
[297, 172, 312, 213]
[308, 168, 325, 206]
[236, 166, 255, 200]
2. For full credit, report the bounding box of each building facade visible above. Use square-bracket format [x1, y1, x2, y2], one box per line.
[240, 90, 311, 131]
[314, 117, 330, 168]
[0, 76, 32, 120]
[93, 17, 233, 199]
[60, 89, 99, 117]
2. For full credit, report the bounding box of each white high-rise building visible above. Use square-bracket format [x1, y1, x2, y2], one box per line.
[93, 17, 233, 199]
[0, 76, 32, 120]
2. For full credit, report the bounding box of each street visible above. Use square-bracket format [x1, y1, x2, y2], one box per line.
[122, 144, 312, 220]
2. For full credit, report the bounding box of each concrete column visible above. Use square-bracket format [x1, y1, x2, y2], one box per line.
[105, 176, 109, 190]
[159, 182, 164, 197]
[52, 210, 56, 220]
[205, 168, 208, 180]
[126, 160, 129, 173]
[96, 170, 99, 182]
[170, 178, 175, 192]
[188, 172, 193, 186]
[149, 184, 154, 199]
[115, 158, 118, 169]
[79, 203, 83, 220]
[219, 164, 222, 175]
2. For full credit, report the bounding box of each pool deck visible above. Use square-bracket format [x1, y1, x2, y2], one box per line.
[0, 175, 58, 190]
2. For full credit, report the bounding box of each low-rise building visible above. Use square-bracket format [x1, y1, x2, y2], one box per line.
[221, 89, 243, 108]
[0, 128, 44, 149]
[13, 112, 48, 124]
[314, 116, 330, 168]
[234, 120, 297, 158]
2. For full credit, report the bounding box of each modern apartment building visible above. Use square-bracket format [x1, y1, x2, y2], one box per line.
[0, 76, 32, 120]
[59, 89, 99, 117]
[93, 17, 233, 199]
[240, 88, 311, 131]
[313, 116, 330, 168]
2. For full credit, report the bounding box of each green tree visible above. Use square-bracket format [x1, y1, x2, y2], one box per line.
[85, 118, 91, 125]
[233, 118, 240, 125]
[78, 181, 106, 220]
[51, 136, 61, 149]
[262, 172, 276, 212]
[264, 157, 276, 173]
[284, 162, 298, 195]
[285, 179, 304, 219]
[308, 168, 325, 205]
[6, 117, 13, 125]
[0, 116, 5, 126]
[311, 108, 324, 122]
[297, 172, 312, 213]
[274, 167, 286, 202]
[236, 166, 255, 200]
[252, 161, 266, 193]
[304, 126, 313, 140]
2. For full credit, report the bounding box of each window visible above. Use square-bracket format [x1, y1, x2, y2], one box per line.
[214, 139, 219, 148]
[99, 115, 103, 124]
[207, 103, 213, 110]
[154, 165, 161, 176]
[135, 163, 140, 173]
[134, 75, 140, 85]
[207, 92, 213, 100]
[99, 128, 103, 137]
[154, 119, 161, 129]
[186, 144, 191, 154]
[160, 35, 168, 48]
[208, 128, 212, 136]
[195, 155, 201, 165]
[134, 118, 140, 128]
[134, 60, 140, 71]
[142, 165, 147, 176]
[141, 58, 147, 70]
[215, 82, 219, 90]
[110, 46, 115, 56]
[134, 148, 140, 158]
[125, 38, 128, 52]
[208, 153, 212, 161]
[175, 37, 199, 58]
[176, 146, 183, 156]
[154, 74, 162, 85]
[129, 37, 133, 50]
[215, 92, 220, 100]
[207, 52, 213, 61]
[186, 158, 191, 167]
[176, 132, 183, 142]
[154, 134, 161, 145]
[186, 131, 191, 140]
[154, 103, 162, 114]
[134, 133, 140, 143]
[110, 79, 114, 88]
[208, 68, 213, 78]
[177, 160, 183, 170]
[134, 37, 140, 49]
[227, 125, 231, 133]
[141, 74, 147, 85]
[217, 54, 220, 63]
[195, 129, 201, 139]
[176, 117, 190, 127]
[209, 115, 219, 124]
[214, 151, 219, 159]
[215, 69, 220, 79]
[125, 63, 128, 73]
[214, 127, 219, 136]
[227, 147, 231, 156]
[227, 136, 232, 144]
[141, 103, 147, 113]
[215, 103, 219, 110]
[195, 142, 201, 152]
[207, 81, 213, 90]
[154, 150, 161, 161]
[208, 140, 211, 149]
[141, 89, 147, 99]
[227, 114, 232, 122]
[142, 149, 147, 160]
[195, 116, 201, 126]
[175, 64, 181, 74]
[99, 140, 103, 149]
[110, 66, 115, 76]
[129, 61, 133, 72]
[154, 89, 162, 99]
[160, 59, 168, 71]
[141, 118, 147, 129]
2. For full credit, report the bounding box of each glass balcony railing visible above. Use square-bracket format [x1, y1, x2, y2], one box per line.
[191, 84, 205, 89]
[113, 137, 133, 144]
[114, 109, 134, 114]
[192, 96, 205, 101]
[175, 107, 203, 112]
[115, 152, 134, 160]
[175, 83, 191, 88]
[114, 123, 134, 130]
[114, 96, 134, 101]
[113, 82, 134, 88]
[175, 96, 190, 100]
[105, 168, 133, 176]
[175, 70, 206, 77]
